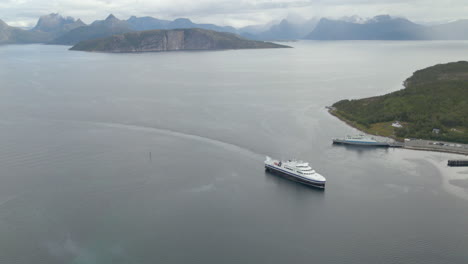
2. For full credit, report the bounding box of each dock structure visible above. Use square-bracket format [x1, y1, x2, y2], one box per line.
[448, 160, 468, 167]
[332, 137, 468, 155]
[403, 139, 468, 155]
[388, 142, 405, 148]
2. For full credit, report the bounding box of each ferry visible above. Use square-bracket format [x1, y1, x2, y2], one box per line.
[332, 134, 390, 147]
[264, 156, 326, 189]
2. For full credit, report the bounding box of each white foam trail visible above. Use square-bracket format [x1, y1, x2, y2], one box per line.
[62, 119, 264, 160]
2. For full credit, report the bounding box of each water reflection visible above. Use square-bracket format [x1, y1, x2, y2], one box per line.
[3, 42, 468, 264]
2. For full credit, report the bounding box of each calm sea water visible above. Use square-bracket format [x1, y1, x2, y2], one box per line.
[0, 41, 468, 263]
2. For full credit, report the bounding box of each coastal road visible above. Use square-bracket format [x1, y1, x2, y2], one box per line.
[404, 139, 468, 155]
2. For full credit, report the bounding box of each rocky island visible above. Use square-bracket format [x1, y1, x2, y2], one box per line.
[70, 28, 290, 52]
[330, 61, 468, 144]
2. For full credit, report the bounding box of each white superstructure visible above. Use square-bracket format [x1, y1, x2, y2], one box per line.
[333, 134, 390, 146]
[264, 156, 326, 188]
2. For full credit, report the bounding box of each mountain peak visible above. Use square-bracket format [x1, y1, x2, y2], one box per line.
[106, 14, 118, 21]
[340, 15, 366, 24]
[367, 15, 394, 23]
[315, 17, 336, 26]
[173, 18, 192, 23]
[0, 19, 9, 31]
[279, 19, 290, 26]
[33, 13, 82, 32]
[38, 13, 66, 21]
[168, 18, 194, 29]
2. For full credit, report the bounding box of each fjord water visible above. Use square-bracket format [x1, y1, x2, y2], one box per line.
[1, 41, 468, 263]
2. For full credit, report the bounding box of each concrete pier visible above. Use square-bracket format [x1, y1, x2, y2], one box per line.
[448, 160, 468, 167]
[403, 139, 468, 155]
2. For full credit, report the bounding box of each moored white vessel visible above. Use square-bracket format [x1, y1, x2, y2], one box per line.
[264, 156, 326, 189]
[332, 134, 390, 147]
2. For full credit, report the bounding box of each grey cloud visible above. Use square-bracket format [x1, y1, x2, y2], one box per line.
[1, 0, 468, 27]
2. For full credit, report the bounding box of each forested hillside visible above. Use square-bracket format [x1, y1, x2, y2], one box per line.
[331, 61, 468, 143]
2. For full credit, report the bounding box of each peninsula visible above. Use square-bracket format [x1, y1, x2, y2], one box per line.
[70, 28, 290, 52]
[330, 61, 468, 144]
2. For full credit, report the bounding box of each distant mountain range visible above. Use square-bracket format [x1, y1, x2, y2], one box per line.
[307, 15, 427, 40]
[306, 15, 468, 40]
[127, 17, 237, 33]
[51, 14, 133, 45]
[52, 14, 240, 45]
[34, 13, 85, 35]
[240, 18, 319, 41]
[2, 13, 468, 45]
[0, 13, 85, 44]
[0, 13, 242, 45]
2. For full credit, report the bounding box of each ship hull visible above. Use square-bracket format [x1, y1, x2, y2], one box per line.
[265, 165, 325, 189]
[333, 139, 390, 147]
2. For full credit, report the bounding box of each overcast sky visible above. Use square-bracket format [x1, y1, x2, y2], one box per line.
[1, 0, 468, 27]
